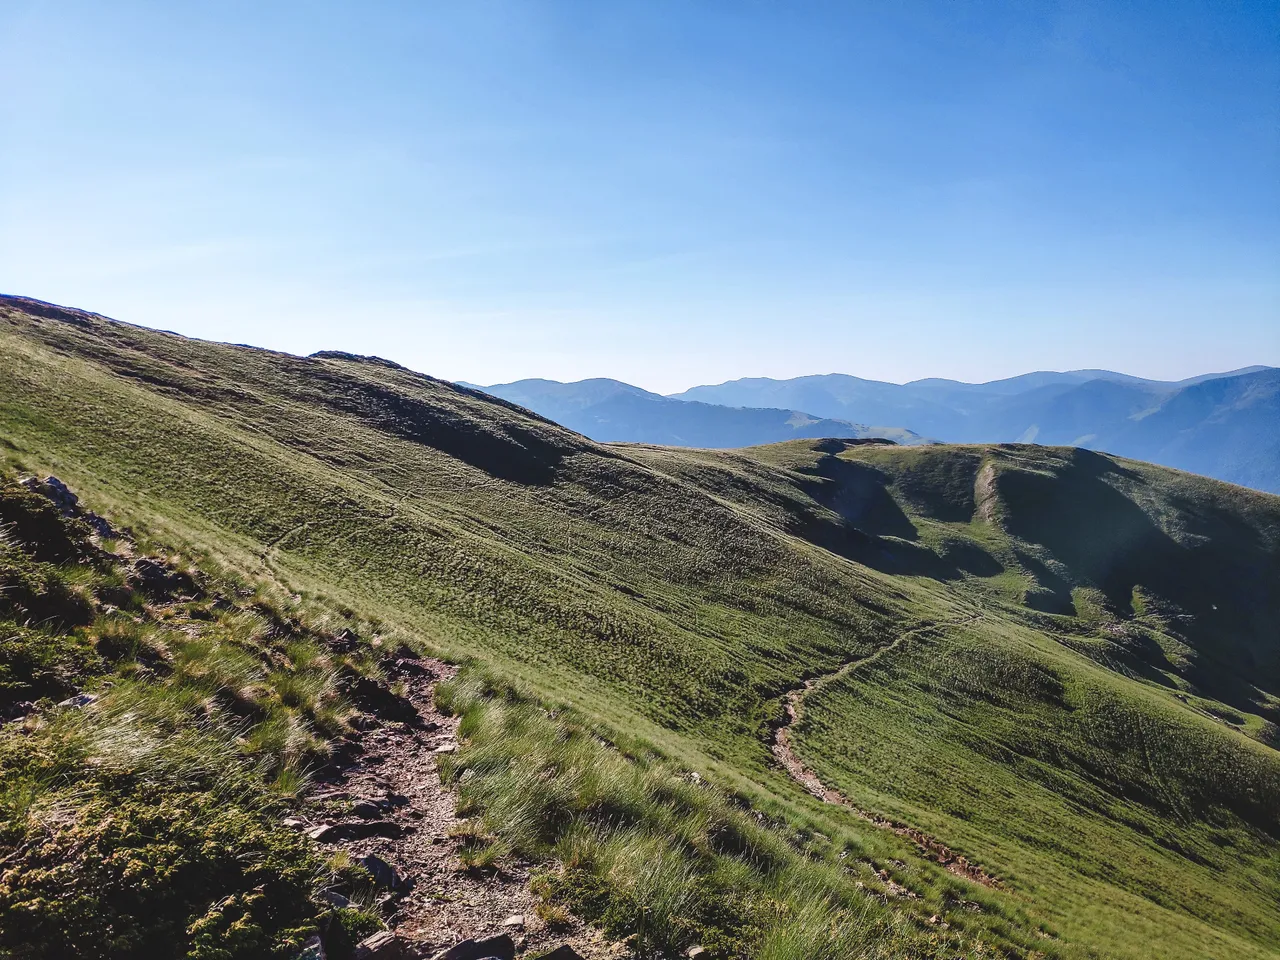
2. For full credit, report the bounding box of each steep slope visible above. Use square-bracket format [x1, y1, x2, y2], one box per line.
[636, 439, 1280, 955]
[2, 296, 1279, 960]
[475, 377, 925, 447]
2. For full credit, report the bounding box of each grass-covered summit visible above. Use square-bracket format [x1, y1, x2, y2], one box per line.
[1, 295, 1278, 959]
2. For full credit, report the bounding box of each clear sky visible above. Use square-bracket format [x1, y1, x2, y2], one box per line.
[2, 1, 1277, 393]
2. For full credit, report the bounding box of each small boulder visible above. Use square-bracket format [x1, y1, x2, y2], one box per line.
[534, 949, 585, 960]
[295, 934, 326, 959]
[432, 934, 515, 960]
[56, 693, 97, 709]
[359, 853, 409, 892]
[352, 800, 384, 819]
[433, 743, 457, 755]
[320, 889, 352, 909]
[309, 821, 404, 843]
[350, 820, 404, 840]
[501, 914, 524, 930]
[355, 931, 422, 959]
[30, 476, 79, 515]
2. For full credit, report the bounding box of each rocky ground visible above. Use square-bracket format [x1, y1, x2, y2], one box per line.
[295, 654, 624, 960]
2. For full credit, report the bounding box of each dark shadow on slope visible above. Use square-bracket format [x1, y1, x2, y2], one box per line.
[785, 506, 955, 578]
[999, 450, 1182, 611]
[766, 442, 961, 577]
[805, 450, 919, 541]
[936, 538, 1004, 577]
[873, 448, 984, 523]
[304, 369, 573, 486]
[1014, 550, 1076, 615]
[773, 441, 995, 578]
[997, 448, 1280, 714]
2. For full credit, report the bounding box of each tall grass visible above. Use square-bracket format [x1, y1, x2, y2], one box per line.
[436, 669, 987, 959]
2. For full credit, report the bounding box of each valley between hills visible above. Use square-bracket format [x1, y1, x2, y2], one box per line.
[1, 295, 1278, 960]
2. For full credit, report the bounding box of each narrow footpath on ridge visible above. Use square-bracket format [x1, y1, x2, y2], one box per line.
[770, 615, 1001, 888]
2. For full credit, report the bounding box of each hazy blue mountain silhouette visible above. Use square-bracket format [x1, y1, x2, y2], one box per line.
[673, 367, 1279, 492]
[466, 378, 925, 448]
[1100, 368, 1280, 493]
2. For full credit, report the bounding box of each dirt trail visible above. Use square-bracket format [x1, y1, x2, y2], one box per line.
[301, 655, 622, 959]
[770, 617, 1001, 888]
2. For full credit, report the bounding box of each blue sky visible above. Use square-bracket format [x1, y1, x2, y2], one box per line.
[2, 1, 1276, 392]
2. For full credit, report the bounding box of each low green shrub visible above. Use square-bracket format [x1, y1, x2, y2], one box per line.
[0, 621, 101, 707]
[0, 474, 379, 959]
[0, 791, 318, 960]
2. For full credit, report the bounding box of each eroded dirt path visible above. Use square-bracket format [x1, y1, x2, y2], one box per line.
[301, 654, 624, 959]
[770, 617, 1002, 888]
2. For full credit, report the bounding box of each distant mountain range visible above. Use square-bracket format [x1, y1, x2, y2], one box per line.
[471, 366, 1280, 493]
[465, 377, 926, 448]
[673, 367, 1274, 440]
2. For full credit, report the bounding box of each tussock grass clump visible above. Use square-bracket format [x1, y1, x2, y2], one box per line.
[436, 669, 971, 959]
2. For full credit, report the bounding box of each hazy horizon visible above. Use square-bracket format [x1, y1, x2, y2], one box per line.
[472, 363, 1275, 395]
[3, 290, 1276, 398]
[3, 1, 1277, 392]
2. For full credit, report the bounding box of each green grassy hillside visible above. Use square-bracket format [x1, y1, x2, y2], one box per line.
[2, 296, 1278, 959]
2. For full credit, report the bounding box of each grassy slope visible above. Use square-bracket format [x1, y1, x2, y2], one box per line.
[1, 298, 1278, 958]
[688, 440, 1280, 958]
[0, 472, 390, 959]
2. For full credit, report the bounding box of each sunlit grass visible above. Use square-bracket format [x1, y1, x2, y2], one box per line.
[436, 668, 1064, 959]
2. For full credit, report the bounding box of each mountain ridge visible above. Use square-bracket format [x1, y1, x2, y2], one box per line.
[475, 376, 927, 448]
[679, 365, 1273, 398]
[664, 367, 1278, 491]
[469, 365, 1279, 492]
[2, 295, 1279, 959]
